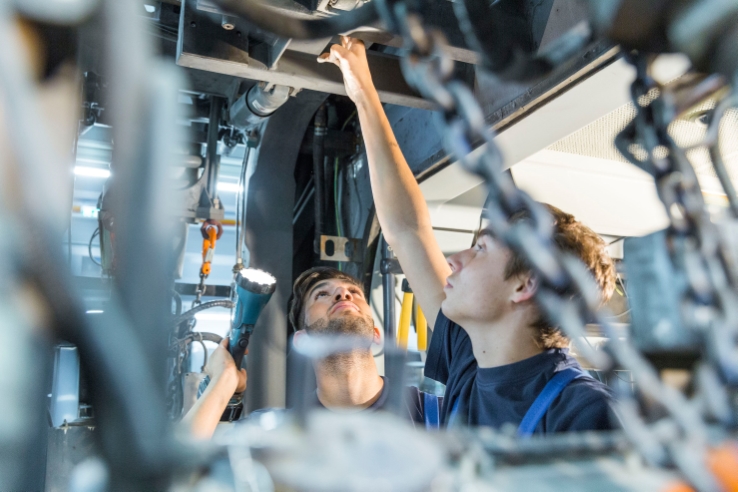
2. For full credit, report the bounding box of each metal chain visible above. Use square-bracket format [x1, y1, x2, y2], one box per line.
[631, 59, 738, 383]
[614, 54, 738, 486]
[193, 272, 206, 308]
[381, 4, 725, 489]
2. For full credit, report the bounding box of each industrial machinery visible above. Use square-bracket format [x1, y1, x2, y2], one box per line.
[2, 0, 738, 491]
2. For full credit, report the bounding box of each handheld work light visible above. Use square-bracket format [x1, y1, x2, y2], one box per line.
[229, 267, 277, 369]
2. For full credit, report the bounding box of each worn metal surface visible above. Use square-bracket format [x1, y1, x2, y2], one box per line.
[381, 238, 396, 341]
[415, 41, 620, 184]
[45, 427, 98, 492]
[319, 235, 361, 262]
[177, 0, 436, 109]
[49, 346, 82, 429]
[243, 89, 328, 411]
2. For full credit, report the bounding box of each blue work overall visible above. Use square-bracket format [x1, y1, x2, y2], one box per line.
[423, 368, 586, 435]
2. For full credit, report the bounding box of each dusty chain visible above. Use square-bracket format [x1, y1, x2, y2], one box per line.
[393, 11, 611, 368]
[192, 273, 207, 308]
[382, 5, 721, 488]
[617, 55, 738, 392]
[612, 53, 738, 489]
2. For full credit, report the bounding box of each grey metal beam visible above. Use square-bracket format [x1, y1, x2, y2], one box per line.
[177, 0, 437, 109]
[196, 0, 480, 63]
[243, 89, 328, 411]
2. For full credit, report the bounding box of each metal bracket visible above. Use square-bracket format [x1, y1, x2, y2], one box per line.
[177, 0, 437, 109]
[380, 257, 403, 275]
[320, 235, 361, 262]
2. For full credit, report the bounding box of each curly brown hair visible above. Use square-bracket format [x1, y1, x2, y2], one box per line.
[288, 267, 365, 331]
[503, 204, 616, 349]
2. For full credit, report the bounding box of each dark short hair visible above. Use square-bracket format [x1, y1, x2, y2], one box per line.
[502, 203, 616, 349]
[288, 267, 364, 331]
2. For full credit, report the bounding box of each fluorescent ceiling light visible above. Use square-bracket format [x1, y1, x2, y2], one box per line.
[86, 310, 104, 314]
[217, 182, 242, 193]
[75, 166, 111, 178]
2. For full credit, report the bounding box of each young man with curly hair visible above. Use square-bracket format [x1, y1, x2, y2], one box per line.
[317, 37, 618, 432]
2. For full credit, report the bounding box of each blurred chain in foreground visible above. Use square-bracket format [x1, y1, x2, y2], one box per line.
[376, 3, 738, 489]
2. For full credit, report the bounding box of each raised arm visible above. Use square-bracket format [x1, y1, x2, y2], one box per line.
[318, 37, 451, 328]
[181, 339, 246, 440]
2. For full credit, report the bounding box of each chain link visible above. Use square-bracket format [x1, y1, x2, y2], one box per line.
[380, 4, 738, 488]
[617, 54, 738, 392]
[193, 272, 206, 308]
[613, 54, 738, 488]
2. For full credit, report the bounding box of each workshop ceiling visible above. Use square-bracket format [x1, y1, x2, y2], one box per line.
[512, 94, 738, 239]
[549, 99, 738, 184]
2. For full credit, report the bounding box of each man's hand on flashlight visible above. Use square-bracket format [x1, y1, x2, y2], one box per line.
[206, 338, 247, 394]
[317, 36, 376, 106]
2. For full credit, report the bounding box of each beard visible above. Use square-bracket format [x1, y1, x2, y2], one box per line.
[304, 311, 376, 356]
[305, 312, 376, 372]
[305, 311, 375, 338]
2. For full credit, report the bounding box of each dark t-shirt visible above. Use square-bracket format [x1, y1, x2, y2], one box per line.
[424, 310, 615, 432]
[313, 376, 432, 427]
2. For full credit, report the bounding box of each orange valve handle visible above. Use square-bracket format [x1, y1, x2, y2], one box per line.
[662, 443, 738, 492]
[200, 220, 223, 277]
[200, 219, 224, 240]
[708, 443, 738, 492]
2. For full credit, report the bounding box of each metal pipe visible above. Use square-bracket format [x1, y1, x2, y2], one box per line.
[383, 347, 407, 418]
[229, 83, 291, 129]
[206, 96, 224, 200]
[172, 299, 236, 326]
[287, 346, 315, 429]
[381, 237, 396, 343]
[312, 105, 327, 254]
[236, 146, 251, 267]
[171, 289, 182, 316]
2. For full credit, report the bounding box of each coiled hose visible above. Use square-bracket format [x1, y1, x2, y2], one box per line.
[172, 299, 235, 326]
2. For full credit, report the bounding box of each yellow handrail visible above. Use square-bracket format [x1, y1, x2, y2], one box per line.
[397, 291, 413, 349]
[416, 304, 427, 351]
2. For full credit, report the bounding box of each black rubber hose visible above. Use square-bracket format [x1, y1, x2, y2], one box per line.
[171, 331, 224, 349]
[191, 332, 224, 345]
[173, 300, 235, 326]
[313, 105, 327, 254]
[211, 0, 379, 40]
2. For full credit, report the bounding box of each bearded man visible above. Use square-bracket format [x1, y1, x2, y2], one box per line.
[184, 267, 429, 439]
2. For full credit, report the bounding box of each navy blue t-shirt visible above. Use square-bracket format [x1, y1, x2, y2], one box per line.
[424, 310, 615, 432]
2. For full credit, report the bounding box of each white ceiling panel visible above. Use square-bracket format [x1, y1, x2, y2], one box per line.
[511, 149, 670, 237]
